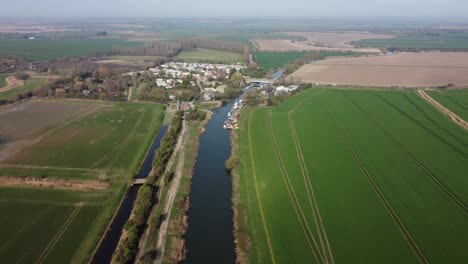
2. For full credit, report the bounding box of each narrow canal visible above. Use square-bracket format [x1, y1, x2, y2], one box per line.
[91, 125, 169, 264]
[183, 100, 236, 264]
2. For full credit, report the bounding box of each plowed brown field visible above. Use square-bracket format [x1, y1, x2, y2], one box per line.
[289, 52, 468, 87]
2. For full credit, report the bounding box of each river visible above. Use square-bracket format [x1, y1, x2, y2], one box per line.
[90, 125, 169, 264]
[183, 100, 236, 264]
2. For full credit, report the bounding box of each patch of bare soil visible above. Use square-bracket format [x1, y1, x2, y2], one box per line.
[418, 90, 468, 130]
[254, 31, 392, 53]
[287, 31, 393, 48]
[0, 76, 24, 93]
[0, 176, 110, 190]
[289, 52, 468, 87]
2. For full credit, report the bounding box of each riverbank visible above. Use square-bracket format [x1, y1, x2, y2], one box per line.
[136, 110, 212, 263]
[229, 114, 251, 264]
[161, 110, 212, 263]
[90, 105, 167, 264]
[183, 99, 236, 263]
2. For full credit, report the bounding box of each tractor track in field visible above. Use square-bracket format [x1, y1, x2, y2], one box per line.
[133, 105, 160, 171]
[346, 95, 468, 214]
[402, 93, 468, 149]
[321, 104, 430, 264]
[287, 109, 335, 263]
[102, 109, 145, 176]
[375, 94, 468, 159]
[247, 110, 277, 264]
[35, 205, 82, 264]
[267, 110, 326, 264]
[0, 206, 53, 255]
[0, 104, 102, 162]
[418, 90, 468, 130]
[446, 96, 468, 112]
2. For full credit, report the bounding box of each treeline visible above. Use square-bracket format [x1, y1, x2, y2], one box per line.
[176, 38, 246, 54]
[110, 38, 246, 58]
[112, 111, 184, 264]
[111, 41, 182, 57]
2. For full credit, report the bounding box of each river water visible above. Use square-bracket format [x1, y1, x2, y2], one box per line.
[183, 101, 236, 264]
[91, 125, 169, 264]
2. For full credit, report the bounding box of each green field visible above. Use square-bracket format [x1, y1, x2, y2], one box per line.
[0, 38, 143, 61]
[174, 48, 243, 64]
[427, 89, 468, 121]
[351, 32, 468, 50]
[0, 100, 165, 263]
[0, 76, 47, 101]
[236, 89, 468, 263]
[254, 51, 358, 70]
[0, 74, 7, 87]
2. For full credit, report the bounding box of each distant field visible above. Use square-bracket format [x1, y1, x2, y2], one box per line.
[427, 89, 468, 121]
[174, 48, 243, 64]
[0, 100, 165, 263]
[0, 38, 143, 61]
[287, 31, 393, 48]
[351, 32, 468, 50]
[289, 52, 468, 87]
[255, 51, 358, 70]
[254, 33, 383, 53]
[237, 88, 468, 263]
[95, 55, 164, 66]
[0, 76, 47, 100]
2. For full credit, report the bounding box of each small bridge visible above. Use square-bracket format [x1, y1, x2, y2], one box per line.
[246, 78, 273, 84]
[132, 179, 146, 185]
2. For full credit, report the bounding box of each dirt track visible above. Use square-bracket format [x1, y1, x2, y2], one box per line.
[0, 76, 24, 93]
[417, 90, 468, 130]
[153, 120, 187, 264]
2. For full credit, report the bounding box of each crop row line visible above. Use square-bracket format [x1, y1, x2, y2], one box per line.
[267, 110, 326, 263]
[35, 205, 82, 264]
[403, 93, 467, 149]
[287, 109, 335, 263]
[320, 103, 430, 264]
[347, 95, 468, 214]
[102, 109, 145, 177]
[446, 95, 468, 111]
[0, 206, 53, 256]
[247, 110, 277, 264]
[375, 94, 468, 159]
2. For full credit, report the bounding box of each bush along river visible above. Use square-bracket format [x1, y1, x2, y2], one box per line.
[91, 125, 169, 264]
[183, 99, 237, 264]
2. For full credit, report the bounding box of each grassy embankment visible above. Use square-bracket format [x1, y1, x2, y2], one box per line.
[234, 88, 468, 263]
[0, 100, 165, 263]
[113, 111, 183, 264]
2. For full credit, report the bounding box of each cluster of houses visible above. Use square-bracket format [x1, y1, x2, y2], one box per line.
[127, 62, 245, 90]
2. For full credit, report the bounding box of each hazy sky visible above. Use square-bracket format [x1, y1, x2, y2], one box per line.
[1, 0, 467, 18]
